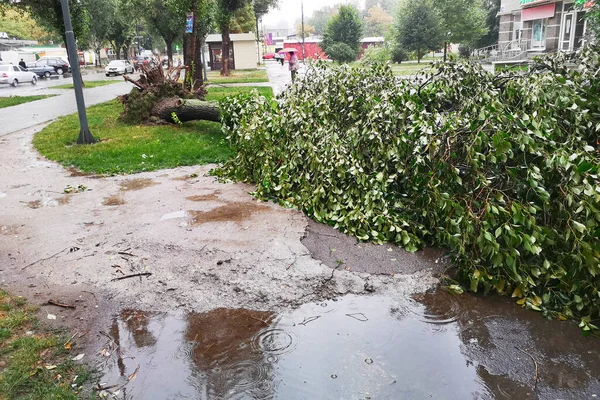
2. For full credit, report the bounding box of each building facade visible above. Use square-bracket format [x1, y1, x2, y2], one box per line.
[498, 0, 593, 55]
[206, 33, 260, 71]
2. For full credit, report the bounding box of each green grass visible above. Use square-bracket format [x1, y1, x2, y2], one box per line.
[206, 69, 269, 84]
[33, 86, 272, 175]
[53, 80, 120, 90]
[0, 290, 92, 399]
[390, 62, 436, 76]
[496, 63, 530, 72]
[205, 86, 274, 102]
[0, 95, 55, 109]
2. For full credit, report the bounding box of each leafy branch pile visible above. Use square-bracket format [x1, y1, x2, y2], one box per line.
[216, 47, 600, 329]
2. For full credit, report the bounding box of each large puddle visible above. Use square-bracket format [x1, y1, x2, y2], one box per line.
[98, 292, 600, 399]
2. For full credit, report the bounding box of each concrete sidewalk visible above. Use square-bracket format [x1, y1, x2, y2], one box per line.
[0, 81, 135, 137]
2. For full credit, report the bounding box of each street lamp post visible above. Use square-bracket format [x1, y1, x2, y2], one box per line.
[301, 0, 306, 59]
[60, 0, 96, 145]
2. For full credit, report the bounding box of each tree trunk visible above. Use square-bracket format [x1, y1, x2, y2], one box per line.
[255, 16, 261, 65]
[152, 98, 220, 123]
[115, 42, 122, 60]
[417, 48, 422, 63]
[183, 36, 188, 66]
[166, 40, 174, 67]
[443, 41, 447, 62]
[221, 25, 231, 76]
[194, 35, 203, 88]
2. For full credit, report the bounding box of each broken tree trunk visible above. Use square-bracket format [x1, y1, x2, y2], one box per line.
[152, 98, 220, 123]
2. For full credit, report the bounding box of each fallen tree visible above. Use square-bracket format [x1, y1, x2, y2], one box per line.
[119, 62, 219, 124]
[215, 47, 600, 330]
[152, 98, 220, 123]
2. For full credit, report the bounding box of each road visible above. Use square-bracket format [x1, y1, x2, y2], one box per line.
[0, 73, 136, 136]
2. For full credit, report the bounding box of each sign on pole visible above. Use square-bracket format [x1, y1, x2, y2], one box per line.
[186, 12, 194, 33]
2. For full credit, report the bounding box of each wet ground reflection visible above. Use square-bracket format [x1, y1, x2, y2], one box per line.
[99, 292, 600, 399]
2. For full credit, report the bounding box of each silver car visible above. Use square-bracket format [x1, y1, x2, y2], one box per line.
[0, 65, 38, 87]
[105, 60, 134, 76]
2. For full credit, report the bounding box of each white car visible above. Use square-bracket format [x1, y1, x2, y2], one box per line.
[0, 65, 38, 87]
[105, 60, 134, 76]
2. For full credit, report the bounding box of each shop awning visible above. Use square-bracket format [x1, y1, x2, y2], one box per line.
[522, 3, 556, 21]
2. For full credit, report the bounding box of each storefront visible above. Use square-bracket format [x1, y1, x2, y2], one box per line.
[498, 0, 593, 55]
[205, 33, 259, 71]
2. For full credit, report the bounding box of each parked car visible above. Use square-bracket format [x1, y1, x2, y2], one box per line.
[0, 65, 38, 87]
[262, 53, 275, 60]
[134, 56, 152, 70]
[27, 57, 70, 75]
[105, 60, 134, 76]
[27, 64, 56, 78]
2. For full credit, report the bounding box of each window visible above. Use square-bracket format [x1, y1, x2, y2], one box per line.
[531, 19, 547, 49]
[12, 66, 19, 72]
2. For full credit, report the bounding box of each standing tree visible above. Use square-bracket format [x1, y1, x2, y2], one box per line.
[364, 5, 393, 37]
[253, 0, 278, 64]
[132, 0, 188, 65]
[296, 23, 316, 39]
[0, 7, 57, 43]
[4, 0, 87, 50]
[431, 0, 487, 60]
[106, 0, 135, 59]
[216, 0, 250, 76]
[476, 0, 500, 48]
[81, 0, 114, 66]
[394, 0, 443, 63]
[321, 5, 363, 62]
[583, 0, 600, 38]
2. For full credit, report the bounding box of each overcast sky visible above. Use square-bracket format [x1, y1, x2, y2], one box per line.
[262, 0, 366, 29]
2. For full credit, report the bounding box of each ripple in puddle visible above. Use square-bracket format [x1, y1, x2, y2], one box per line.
[98, 293, 600, 399]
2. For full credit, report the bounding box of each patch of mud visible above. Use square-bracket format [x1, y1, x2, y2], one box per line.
[102, 194, 125, 206]
[0, 225, 19, 235]
[189, 202, 270, 226]
[302, 219, 449, 276]
[58, 195, 71, 205]
[27, 195, 70, 208]
[186, 191, 222, 202]
[119, 178, 157, 192]
[173, 173, 200, 181]
[27, 200, 41, 209]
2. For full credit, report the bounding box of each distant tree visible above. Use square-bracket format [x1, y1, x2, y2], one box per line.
[364, 5, 393, 37]
[394, 0, 443, 63]
[4, 0, 87, 50]
[107, 0, 135, 60]
[364, 0, 398, 14]
[130, 0, 190, 65]
[0, 7, 56, 42]
[216, 0, 251, 76]
[81, 0, 114, 66]
[253, 0, 278, 63]
[296, 23, 316, 39]
[322, 5, 363, 62]
[308, 6, 338, 35]
[230, 2, 256, 33]
[432, 0, 487, 59]
[476, 0, 500, 48]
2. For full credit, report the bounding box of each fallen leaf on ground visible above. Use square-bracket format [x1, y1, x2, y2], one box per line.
[72, 353, 84, 361]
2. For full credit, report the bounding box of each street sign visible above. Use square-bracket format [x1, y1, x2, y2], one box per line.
[186, 12, 194, 33]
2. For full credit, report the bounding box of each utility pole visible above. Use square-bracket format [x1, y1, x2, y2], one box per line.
[60, 0, 96, 145]
[301, 0, 305, 59]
